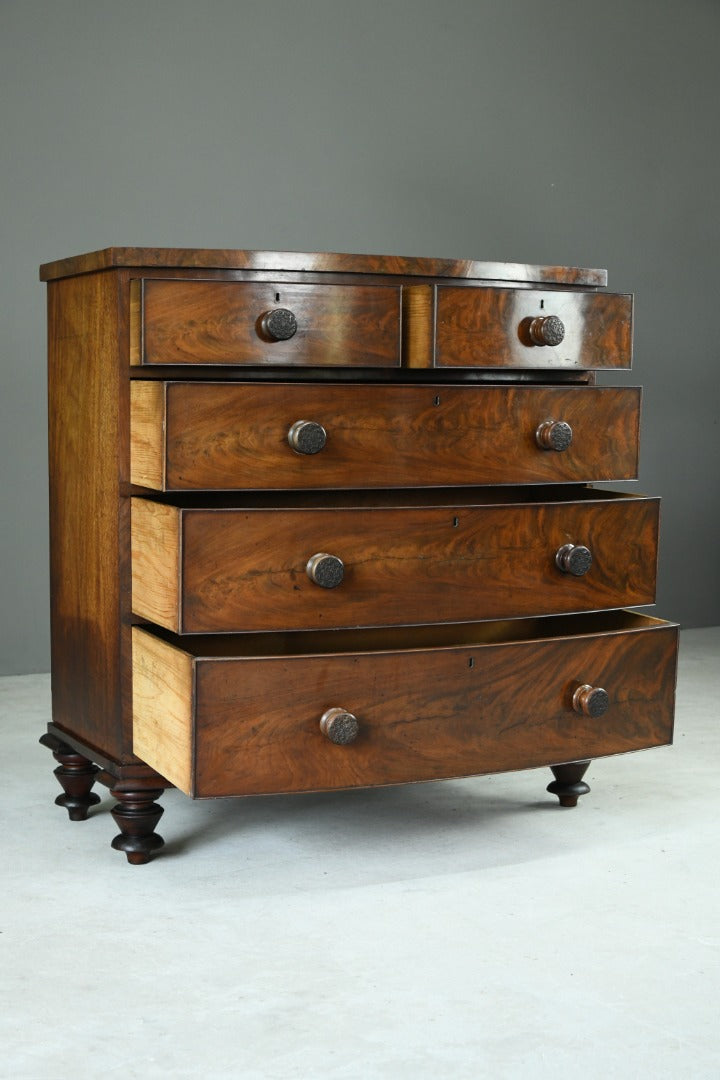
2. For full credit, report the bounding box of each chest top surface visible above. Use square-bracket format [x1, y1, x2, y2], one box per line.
[39, 246, 607, 287]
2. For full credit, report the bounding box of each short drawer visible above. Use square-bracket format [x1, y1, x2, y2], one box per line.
[132, 611, 677, 797]
[434, 286, 632, 369]
[131, 382, 641, 490]
[130, 279, 402, 367]
[131, 490, 659, 633]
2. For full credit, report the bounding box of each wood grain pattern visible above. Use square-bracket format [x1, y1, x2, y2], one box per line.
[129, 279, 142, 364]
[39, 247, 608, 287]
[402, 285, 435, 368]
[130, 382, 641, 491]
[130, 493, 659, 633]
[132, 628, 194, 794]
[131, 499, 181, 630]
[139, 279, 401, 367]
[47, 271, 127, 759]
[128, 613, 677, 797]
[130, 381, 165, 488]
[435, 286, 633, 369]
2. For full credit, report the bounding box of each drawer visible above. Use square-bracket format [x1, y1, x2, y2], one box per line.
[433, 286, 632, 369]
[130, 279, 401, 367]
[131, 490, 659, 633]
[131, 382, 641, 490]
[131, 611, 678, 797]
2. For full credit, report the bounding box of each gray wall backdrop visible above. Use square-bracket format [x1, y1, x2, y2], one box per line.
[2, 0, 719, 674]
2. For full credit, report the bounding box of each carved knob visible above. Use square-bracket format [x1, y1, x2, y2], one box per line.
[288, 420, 327, 455]
[536, 419, 573, 452]
[306, 552, 344, 588]
[528, 315, 565, 346]
[572, 684, 610, 718]
[261, 308, 298, 341]
[320, 707, 360, 745]
[555, 543, 592, 576]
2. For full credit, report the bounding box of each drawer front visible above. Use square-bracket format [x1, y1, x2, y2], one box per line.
[131, 494, 659, 633]
[131, 382, 641, 490]
[131, 615, 678, 797]
[131, 279, 402, 367]
[435, 286, 632, 369]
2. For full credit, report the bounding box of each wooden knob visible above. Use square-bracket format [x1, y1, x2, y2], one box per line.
[572, 684, 610, 718]
[320, 707, 360, 745]
[261, 308, 297, 341]
[306, 552, 344, 588]
[528, 315, 565, 346]
[555, 543, 592, 576]
[536, 419, 573, 452]
[288, 420, 327, 455]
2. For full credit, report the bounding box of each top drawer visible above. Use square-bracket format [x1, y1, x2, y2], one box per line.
[130, 279, 402, 367]
[433, 286, 632, 370]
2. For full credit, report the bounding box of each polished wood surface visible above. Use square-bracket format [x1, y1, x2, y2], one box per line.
[40, 247, 608, 286]
[130, 382, 641, 490]
[131, 493, 659, 633]
[130, 614, 677, 797]
[47, 271, 127, 759]
[435, 286, 633, 369]
[42, 246, 674, 861]
[135, 278, 401, 367]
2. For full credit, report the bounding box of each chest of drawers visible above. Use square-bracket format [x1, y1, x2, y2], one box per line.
[38, 248, 677, 864]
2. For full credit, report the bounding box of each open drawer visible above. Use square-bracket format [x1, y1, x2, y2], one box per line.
[132, 611, 677, 797]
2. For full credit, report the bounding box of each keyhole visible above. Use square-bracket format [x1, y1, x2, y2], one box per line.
[453, 516, 459, 528]
[434, 395, 441, 406]
[540, 299, 545, 309]
[275, 292, 280, 303]
[468, 657, 475, 668]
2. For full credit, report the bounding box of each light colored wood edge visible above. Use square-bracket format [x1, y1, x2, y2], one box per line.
[402, 285, 435, 368]
[131, 499, 181, 631]
[129, 279, 142, 365]
[132, 627, 194, 795]
[130, 382, 166, 489]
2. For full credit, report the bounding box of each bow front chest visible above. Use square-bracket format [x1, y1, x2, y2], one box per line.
[38, 248, 677, 863]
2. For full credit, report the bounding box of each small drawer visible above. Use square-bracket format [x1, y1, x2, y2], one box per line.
[131, 382, 641, 491]
[132, 611, 677, 797]
[434, 286, 632, 369]
[130, 278, 402, 367]
[131, 490, 659, 633]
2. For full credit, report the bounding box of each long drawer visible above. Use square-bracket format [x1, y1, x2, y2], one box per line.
[131, 382, 641, 490]
[132, 612, 677, 797]
[433, 285, 632, 369]
[130, 279, 402, 367]
[131, 490, 659, 633]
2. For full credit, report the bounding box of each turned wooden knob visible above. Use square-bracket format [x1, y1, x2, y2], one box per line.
[320, 707, 360, 745]
[306, 552, 344, 588]
[536, 419, 573, 452]
[288, 420, 327, 455]
[555, 543, 592, 576]
[572, 684, 610, 718]
[261, 308, 298, 341]
[528, 315, 565, 346]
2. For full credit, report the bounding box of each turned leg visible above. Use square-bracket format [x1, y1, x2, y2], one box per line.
[39, 733, 101, 821]
[547, 760, 591, 807]
[110, 787, 165, 865]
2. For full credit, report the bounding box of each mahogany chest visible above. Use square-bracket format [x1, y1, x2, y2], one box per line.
[38, 248, 677, 863]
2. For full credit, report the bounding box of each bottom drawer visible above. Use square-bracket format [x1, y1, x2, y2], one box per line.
[132, 612, 677, 798]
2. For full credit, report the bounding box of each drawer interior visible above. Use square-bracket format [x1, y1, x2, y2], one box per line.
[142, 609, 673, 659]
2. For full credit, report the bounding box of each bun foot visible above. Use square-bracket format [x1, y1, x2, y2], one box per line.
[39, 733, 100, 820]
[110, 788, 165, 864]
[547, 760, 591, 807]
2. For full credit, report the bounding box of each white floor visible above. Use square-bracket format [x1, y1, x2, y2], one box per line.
[1, 627, 719, 1080]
